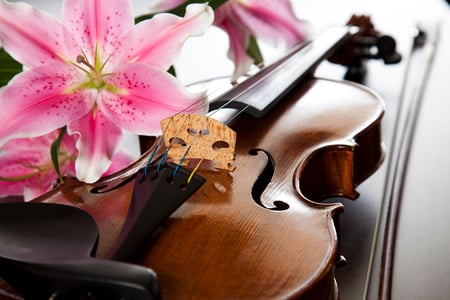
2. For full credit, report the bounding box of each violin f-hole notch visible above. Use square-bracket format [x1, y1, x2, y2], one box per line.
[160, 113, 236, 171]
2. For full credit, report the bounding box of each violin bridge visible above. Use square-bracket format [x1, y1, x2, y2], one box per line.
[160, 114, 236, 171]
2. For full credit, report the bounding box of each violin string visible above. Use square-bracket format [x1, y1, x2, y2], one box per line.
[171, 144, 192, 179]
[156, 144, 173, 173]
[152, 113, 191, 175]
[143, 85, 224, 172]
[171, 99, 248, 182]
[171, 60, 264, 118]
[144, 74, 234, 160]
[187, 158, 204, 185]
[224, 103, 250, 125]
[171, 114, 210, 179]
[145, 36, 336, 186]
[144, 85, 217, 172]
[149, 87, 249, 182]
[206, 97, 239, 119]
[144, 61, 267, 181]
[143, 143, 160, 176]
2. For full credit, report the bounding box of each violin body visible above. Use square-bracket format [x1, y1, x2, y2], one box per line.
[135, 77, 383, 299]
[0, 23, 389, 299]
[12, 76, 383, 300]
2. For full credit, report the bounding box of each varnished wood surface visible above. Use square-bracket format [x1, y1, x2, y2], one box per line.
[0, 76, 384, 300]
[1, 1, 448, 299]
[130, 77, 384, 299]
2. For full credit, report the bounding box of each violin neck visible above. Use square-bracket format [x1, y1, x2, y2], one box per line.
[210, 26, 353, 118]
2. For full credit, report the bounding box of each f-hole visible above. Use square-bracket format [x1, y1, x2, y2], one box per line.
[249, 149, 289, 211]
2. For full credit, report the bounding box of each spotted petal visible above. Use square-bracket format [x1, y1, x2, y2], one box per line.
[0, 132, 77, 201]
[0, 1, 78, 68]
[0, 136, 56, 200]
[0, 64, 96, 147]
[98, 62, 206, 136]
[63, 0, 134, 66]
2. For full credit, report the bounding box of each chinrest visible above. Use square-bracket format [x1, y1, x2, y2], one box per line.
[0, 202, 160, 300]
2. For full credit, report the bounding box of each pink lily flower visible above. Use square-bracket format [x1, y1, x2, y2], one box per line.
[0, 0, 213, 183]
[214, 0, 307, 80]
[0, 131, 77, 201]
[147, 0, 307, 81]
[0, 130, 134, 201]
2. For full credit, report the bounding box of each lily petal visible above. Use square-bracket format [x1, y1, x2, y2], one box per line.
[0, 174, 51, 201]
[147, 0, 186, 13]
[0, 0, 73, 68]
[63, 0, 133, 65]
[0, 138, 51, 199]
[102, 151, 135, 176]
[214, 5, 254, 81]
[67, 110, 123, 183]
[125, 3, 214, 70]
[99, 62, 206, 136]
[228, 0, 306, 47]
[0, 132, 77, 201]
[0, 64, 96, 147]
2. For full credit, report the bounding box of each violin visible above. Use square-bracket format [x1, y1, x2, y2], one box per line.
[0, 16, 399, 299]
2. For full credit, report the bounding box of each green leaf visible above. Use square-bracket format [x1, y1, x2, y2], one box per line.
[0, 48, 22, 87]
[246, 36, 264, 68]
[50, 127, 67, 183]
[135, 0, 228, 23]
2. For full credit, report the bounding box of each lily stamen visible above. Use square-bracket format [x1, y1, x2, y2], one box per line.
[76, 54, 97, 73]
[99, 54, 112, 73]
[71, 57, 91, 75]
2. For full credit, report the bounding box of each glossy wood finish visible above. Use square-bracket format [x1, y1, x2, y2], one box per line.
[133, 78, 384, 299]
[0, 76, 386, 300]
[0, 25, 386, 299]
